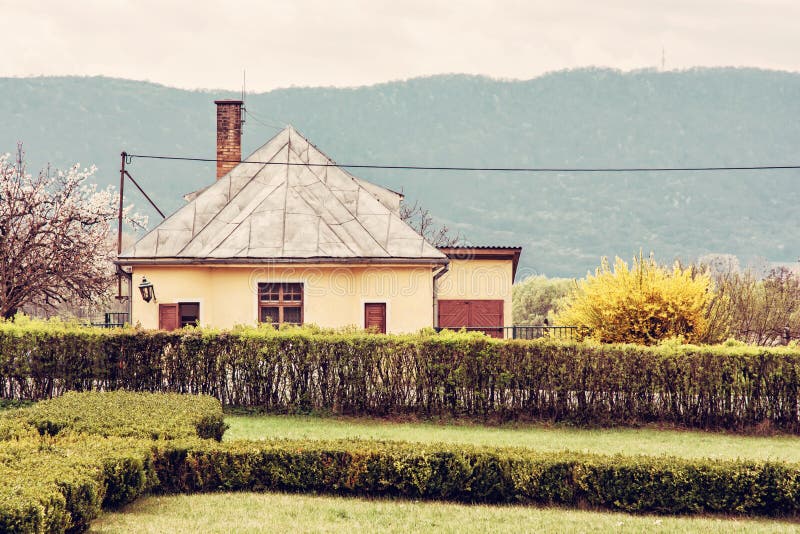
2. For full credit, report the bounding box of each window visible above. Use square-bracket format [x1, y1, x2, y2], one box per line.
[159, 302, 200, 331]
[258, 283, 303, 326]
[179, 302, 200, 327]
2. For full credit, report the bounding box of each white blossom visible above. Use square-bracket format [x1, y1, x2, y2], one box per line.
[0, 152, 146, 318]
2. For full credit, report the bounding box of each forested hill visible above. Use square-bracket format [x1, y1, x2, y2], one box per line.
[2, 68, 800, 277]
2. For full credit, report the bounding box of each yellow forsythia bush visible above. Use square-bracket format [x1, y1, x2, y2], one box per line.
[557, 254, 712, 344]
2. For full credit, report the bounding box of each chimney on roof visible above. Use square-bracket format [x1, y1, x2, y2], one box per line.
[214, 99, 243, 179]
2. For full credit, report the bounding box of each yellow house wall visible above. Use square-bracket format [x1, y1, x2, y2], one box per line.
[435, 259, 514, 327]
[130, 264, 435, 333]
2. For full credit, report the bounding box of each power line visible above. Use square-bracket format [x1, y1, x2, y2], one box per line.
[244, 109, 284, 131]
[126, 153, 800, 173]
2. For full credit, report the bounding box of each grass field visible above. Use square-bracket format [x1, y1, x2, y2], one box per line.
[55, 411, 800, 531]
[89, 492, 800, 533]
[225, 414, 800, 462]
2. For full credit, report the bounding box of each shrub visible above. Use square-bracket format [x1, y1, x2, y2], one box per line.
[150, 438, 800, 516]
[710, 267, 800, 346]
[4, 392, 800, 533]
[0, 391, 225, 533]
[4, 322, 800, 432]
[512, 274, 572, 325]
[0, 436, 155, 533]
[10, 390, 227, 441]
[557, 254, 713, 344]
[0, 417, 37, 441]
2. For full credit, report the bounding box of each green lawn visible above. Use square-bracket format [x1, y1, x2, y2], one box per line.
[225, 414, 800, 462]
[89, 415, 800, 531]
[89, 492, 800, 533]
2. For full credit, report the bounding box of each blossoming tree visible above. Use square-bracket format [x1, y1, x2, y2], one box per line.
[0, 150, 146, 318]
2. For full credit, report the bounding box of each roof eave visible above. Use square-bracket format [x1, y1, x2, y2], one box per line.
[115, 256, 449, 267]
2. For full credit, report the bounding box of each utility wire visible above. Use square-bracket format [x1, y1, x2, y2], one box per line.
[244, 109, 284, 131]
[126, 153, 800, 173]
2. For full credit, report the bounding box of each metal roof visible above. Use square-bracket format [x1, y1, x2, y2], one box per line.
[119, 126, 446, 263]
[439, 249, 522, 251]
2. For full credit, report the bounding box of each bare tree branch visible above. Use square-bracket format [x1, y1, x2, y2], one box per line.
[399, 200, 463, 247]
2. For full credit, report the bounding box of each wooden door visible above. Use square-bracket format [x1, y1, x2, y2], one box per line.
[159, 303, 179, 331]
[437, 300, 504, 338]
[471, 301, 503, 338]
[438, 300, 469, 329]
[364, 303, 387, 334]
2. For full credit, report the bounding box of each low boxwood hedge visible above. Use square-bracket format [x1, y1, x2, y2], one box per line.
[2, 391, 800, 533]
[9, 390, 227, 441]
[0, 391, 223, 533]
[0, 437, 154, 533]
[151, 439, 800, 517]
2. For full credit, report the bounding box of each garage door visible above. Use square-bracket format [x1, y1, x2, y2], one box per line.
[438, 300, 504, 338]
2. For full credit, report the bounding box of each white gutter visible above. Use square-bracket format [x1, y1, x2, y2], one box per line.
[432, 262, 450, 328]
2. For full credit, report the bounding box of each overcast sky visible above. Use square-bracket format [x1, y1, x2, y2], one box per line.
[2, 0, 799, 91]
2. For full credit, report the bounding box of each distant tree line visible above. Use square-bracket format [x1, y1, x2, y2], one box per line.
[702, 265, 800, 346]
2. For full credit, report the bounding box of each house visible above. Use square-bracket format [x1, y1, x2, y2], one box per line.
[116, 100, 521, 335]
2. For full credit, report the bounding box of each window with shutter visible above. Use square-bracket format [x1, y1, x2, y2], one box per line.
[159, 303, 200, 330]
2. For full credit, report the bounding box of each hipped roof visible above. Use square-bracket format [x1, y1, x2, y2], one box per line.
[119, 126, 446, 265]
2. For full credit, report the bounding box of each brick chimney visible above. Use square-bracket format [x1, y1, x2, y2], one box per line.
[214, 100, 243, 179]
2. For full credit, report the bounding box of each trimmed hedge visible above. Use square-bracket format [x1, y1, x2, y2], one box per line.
[152, 439, 800, 517]
[3, 391, 800, 533]
[0, 437, 154, 533]
[3, 323, 800, 431]
[0, 391, 223, 533]
[10, 436, 800, 533]
[11, 390, 227, 441]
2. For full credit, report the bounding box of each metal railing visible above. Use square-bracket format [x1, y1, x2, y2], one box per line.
[90, 312, 129, 328]
[435, 325, 579, 340]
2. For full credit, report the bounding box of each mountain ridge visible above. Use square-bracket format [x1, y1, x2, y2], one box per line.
[2, 68, 799, 277]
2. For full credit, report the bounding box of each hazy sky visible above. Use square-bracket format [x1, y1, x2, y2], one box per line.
[3, 0, 799, 91]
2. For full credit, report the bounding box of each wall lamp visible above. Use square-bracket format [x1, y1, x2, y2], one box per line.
[138, 276, 156, 303]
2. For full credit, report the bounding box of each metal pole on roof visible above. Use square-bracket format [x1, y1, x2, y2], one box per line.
[240, 69, 247, 128]
[114, 150, 171, 305]
[117, 152, 126, 255]
[116, 152, 127, 302]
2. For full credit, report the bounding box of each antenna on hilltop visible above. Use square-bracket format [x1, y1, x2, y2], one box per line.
[241, 69, 247, 127]
[661, 46, 666, 71]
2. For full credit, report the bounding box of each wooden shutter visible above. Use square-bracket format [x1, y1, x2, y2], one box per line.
[159, 303, 179, 331]
[364, 303, 387, 334]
